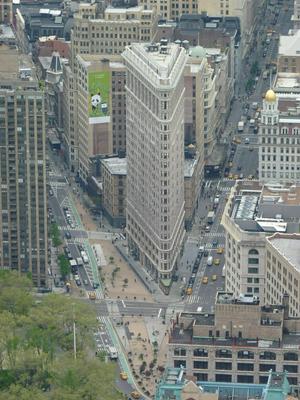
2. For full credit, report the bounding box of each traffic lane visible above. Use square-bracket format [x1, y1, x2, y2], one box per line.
[67, 242, 94, 290]
[48, 195, 67, 227]
[57, 186, 69, 205]
[117, 300, 166, 318]
[232, 146, 258, 177]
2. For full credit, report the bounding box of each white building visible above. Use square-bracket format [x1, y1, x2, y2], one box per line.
[258, 89, 300, 185]
[122, 42, 187, 290]
[292, 0, 300, 30]
[221, 180, 300, 303]
[266, 232, 300, 317]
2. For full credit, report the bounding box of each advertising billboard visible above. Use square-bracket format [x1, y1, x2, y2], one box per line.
[88, 71, 111, 124]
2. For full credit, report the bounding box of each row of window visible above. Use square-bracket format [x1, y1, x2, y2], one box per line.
[174, 360, 298, 373]
[192, 373, 298, 385]
[174, 348, 299, 361]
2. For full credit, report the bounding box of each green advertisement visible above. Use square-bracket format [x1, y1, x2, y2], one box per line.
[88, 71, 110, 123]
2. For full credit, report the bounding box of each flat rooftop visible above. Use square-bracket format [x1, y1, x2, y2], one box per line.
[123, 42, 186, 83]
[217, 292, 260, 305]
[268, 234, 300, 272]
[0, 25, 15, 41]
[101, 157, 127, 176]
[229, 182, 300, 233]
[184, 158, 198, 178]
[0, 45, 36, 82]
[279, 30, 300, 56]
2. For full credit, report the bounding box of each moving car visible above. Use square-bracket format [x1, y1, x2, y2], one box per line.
[131, 391, 141, 399]
[120, 372, 128, 381]
[211, 275, 217, 281]
[207, 256, 213, 266]
[202, 276, 208, 284]
[89, 292, 96, 300]
[214, 258, 221, 266]
[186, 287, 192, 295]
[217, 247, 224, 254]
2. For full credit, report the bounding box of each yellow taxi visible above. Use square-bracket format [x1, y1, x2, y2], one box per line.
[233, 137, 241, 144]
[89, 292, 96, 300]
[131, 391, 141, 399]
[217, 247, 224, 254]
[202, 276, 208, 284]
[234, 174, 239, 180]
[213, 258, 220, 266]
[211, 275, 217, 281]
[186, 287, 192, 295]
[120, 372, 128, 381]
[228, 174, 233, 179]
[228, 161, 233, 167]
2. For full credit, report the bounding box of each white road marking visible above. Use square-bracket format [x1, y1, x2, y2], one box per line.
[157, 308, 162, 318]
[121, 300, 126, 308]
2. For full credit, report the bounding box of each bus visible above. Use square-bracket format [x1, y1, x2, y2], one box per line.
[108, 346, 118, 360]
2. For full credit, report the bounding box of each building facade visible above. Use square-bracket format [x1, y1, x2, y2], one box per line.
[101, 157, 126, 228]
[221, 180, 300, 303]
[265, 233, 300, 317]
[71, 4, 158, 61]
[156, 368, 295, 400]
[0, 0, 12, 24]
[123, 42, 187, 288]
[168, 292, 300, 386]
[62, 63, 78, 172]
[278, 31, 300, 74]
[63, 2, 157, 175]
[0, 46, 48, 287]
[258, 89, 300, 184]
[292, 0, 300, 30]
[76, 54, 126, 183]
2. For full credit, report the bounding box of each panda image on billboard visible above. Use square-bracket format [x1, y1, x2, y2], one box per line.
[91, 93, 101, 112]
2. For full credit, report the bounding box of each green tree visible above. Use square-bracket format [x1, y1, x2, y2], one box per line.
[50, 223, 62, 247]
[50, 355, 123, 400]
[0, 272, 123, 399]
[58, 254, 70, 279]
[0, 385, 47, 400]
[250, 61, 259, 76]
[0, 271, 33, 316]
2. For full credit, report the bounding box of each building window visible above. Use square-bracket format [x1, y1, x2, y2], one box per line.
[237, 363, 254, 371]
[248, 258, 259, 264]
[288, 377, 298, 385]
[259, 364, 276, 372]
[194, 361, 208, 369]
[237, 351, 254, 360]
[248, 267, 258, 274]
[215, 374, 232, 382]
[216, 349, 232, 358]
[249, 249, 259, 255]
[284, 365, 298, 373]
[194, 373, 208, 381]
[174, 360, 186, 368]
[260, 352, 276, 360]
[215, 362, 232, 370]
[259, 376, 269, 384]
[194, 348, 208, 357]
[284, 352, 298, 361]
[174, 348, 186, 357]
[237, 375, 254, 383]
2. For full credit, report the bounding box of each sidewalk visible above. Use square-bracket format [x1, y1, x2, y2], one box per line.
[115, 241, 183, 304]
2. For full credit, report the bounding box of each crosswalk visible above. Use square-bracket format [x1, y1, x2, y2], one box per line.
[204, 232, 225, 238]
[186, 294, 201, 304]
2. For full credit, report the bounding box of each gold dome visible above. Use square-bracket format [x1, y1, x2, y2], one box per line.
[265, 89, 277, 102]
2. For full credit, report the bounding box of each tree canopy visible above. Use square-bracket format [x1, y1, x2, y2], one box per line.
[0, 271, 124, 400]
